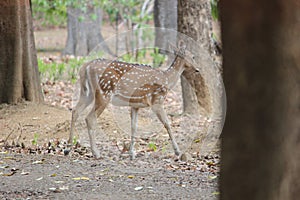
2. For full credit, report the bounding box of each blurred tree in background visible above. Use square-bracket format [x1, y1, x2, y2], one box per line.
[154, 0, 177, 52]
[31, 0, 154, 56]
[178, 0, 214, 116]
[63, 0, 107, 56]
[0, 0, 43, 104]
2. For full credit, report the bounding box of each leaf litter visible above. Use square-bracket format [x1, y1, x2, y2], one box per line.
[0, 78, 220, 199]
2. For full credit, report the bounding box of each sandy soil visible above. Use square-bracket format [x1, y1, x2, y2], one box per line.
[0, 102, 219, 200]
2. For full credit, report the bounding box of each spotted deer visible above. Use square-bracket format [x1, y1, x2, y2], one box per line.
[69, 42, 194, 159]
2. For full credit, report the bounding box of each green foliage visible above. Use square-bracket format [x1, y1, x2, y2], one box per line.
[121, 53, 138, 63]
[120, 48, 166, 68]
[31, 0, 68, 27]
[72, 136, 78, 145]
[37, 58, 48, 75]
[161, 141, 169, 153]
[31, 0, 100, 27]
[67, 58, 86, 83]
[121, 49, 147, 63]
[100, 0, 153, 26]
[31, 0, 152, 27]
[38, 57, 85, 82]
[150, 48, 165, 67]
[148, 142, 157, 152]
[210, 0, 219, 20]
[32, 133, 39, 146]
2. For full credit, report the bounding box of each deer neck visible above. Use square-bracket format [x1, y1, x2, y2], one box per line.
[165, 55, 186, 89]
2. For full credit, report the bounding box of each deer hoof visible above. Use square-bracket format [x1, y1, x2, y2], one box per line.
[68, 138, 72, 144]
[130, 152, 136, 160]
[180, 152, 193, 162]
[92, 150, 101, 159]
[175, 150, 181, 156]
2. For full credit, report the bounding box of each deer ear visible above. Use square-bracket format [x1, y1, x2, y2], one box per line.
[168, 42, 178, 54]
[177, 40, 186, 49]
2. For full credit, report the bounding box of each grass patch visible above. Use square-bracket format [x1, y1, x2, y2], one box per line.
[38, 56, 85, 82]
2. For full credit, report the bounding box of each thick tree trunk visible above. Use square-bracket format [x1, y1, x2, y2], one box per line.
[177, 0, 212, 115]
[220, 1, 300, 200]
[63, 6, 108, 56]
[0, 0, 43, 104]
[154, 0, 177, 52]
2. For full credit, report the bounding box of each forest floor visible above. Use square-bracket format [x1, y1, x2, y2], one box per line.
[0, 27, 220, 199]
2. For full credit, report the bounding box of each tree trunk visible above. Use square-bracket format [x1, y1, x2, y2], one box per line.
[177, 0, 212, 115]
[63, 5, 108, 56]
[154, 0, 177, 52]
[220, 1, 300, 200]
[0, 0, 43, 104]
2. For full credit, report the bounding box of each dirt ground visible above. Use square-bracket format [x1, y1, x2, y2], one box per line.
[0, 103, 219, 200]
[0, 153, 218, 200]
[0, 28, 220, 199]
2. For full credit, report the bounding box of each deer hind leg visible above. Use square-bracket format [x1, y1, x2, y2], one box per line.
[85, 107, 101, 158]
[85, 90, 110, 159]
[151, 104, 181, 156]
[130, 107, 139, 160]
[94, 89, 109, 117]
[69, 90, 95, 144]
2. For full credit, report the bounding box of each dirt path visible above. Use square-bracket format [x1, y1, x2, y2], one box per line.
[0, 153, 218, 199]
[0, 102, 219, 199]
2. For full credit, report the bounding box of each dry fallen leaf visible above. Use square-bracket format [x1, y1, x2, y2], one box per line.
[3, 157, 15, 160]
[49, 187, 61, 193]
[11, 168, 19, 172]
[21, 171, 30, 175]
[127, 175, 135, 179]
[208, 175, 218, 180]
[134, 186, 143, 191]
[72, 177, 90, 181]
[32, 160, 43, 164]
[2, 172, 16, 176]
[55, 181, 64, 184]
[59, 185, 69, 191]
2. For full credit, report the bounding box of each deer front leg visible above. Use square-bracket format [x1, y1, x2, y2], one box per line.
[130, 107, 139, 160]
[85, 110, 101, 159]
[152, 104, 181, 156]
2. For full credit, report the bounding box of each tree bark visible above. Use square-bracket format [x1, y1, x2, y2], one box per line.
[177, 0, 212, 115]
[63, 5, 108, 56]
[220, 1, 300, 200]
[154, 0, 177, 52]
[0, 0, 43, 104]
